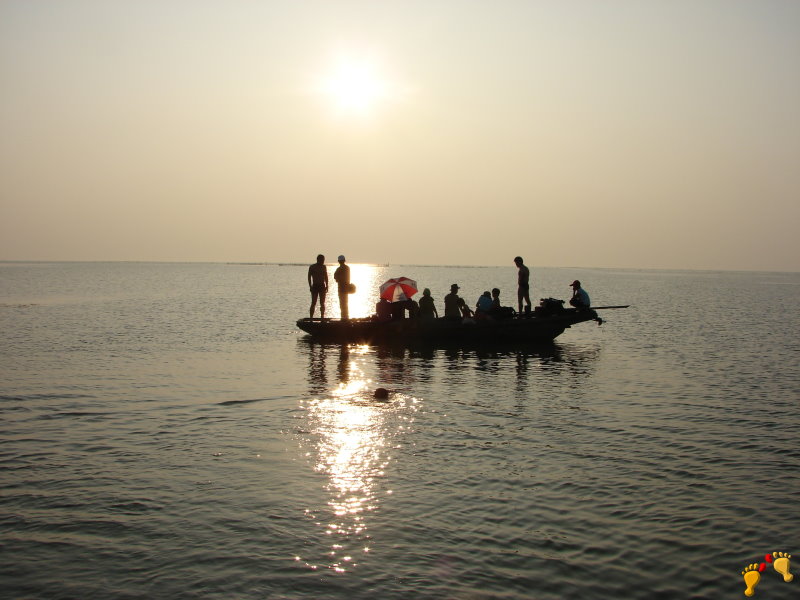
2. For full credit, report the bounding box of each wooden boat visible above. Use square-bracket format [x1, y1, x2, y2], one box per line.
[296, 306, 620, 345]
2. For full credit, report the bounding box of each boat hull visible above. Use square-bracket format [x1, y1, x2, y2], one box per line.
[296, 309, 599, 345]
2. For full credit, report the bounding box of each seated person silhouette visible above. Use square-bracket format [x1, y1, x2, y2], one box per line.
[489, 287, 515, 319]
[391, 299, 407, 320]
[458, 297, 475, 323]
[418, 288, 438, 321]
[406, 298, 420, 318]
[569, 280, 591, 310]
[443, 284, 462, 320]
[475, 291, 493, 318]
[376, 297, 392, 322]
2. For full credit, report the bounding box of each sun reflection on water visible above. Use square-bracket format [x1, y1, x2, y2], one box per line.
[296, 344, 418, 573]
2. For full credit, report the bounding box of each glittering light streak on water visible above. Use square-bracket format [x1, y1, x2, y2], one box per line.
[296, 352, 419, 573]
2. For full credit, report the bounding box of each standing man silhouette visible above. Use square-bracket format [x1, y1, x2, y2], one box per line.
[308, 254, 328, 319]
[334, 255, 351, 320]
[514, 256, 532, 316]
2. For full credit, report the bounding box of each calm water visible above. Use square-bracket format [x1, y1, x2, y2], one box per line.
[1, 262, 798, 599]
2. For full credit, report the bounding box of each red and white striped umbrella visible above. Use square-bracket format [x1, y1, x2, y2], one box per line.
[379, 277, 418, 302]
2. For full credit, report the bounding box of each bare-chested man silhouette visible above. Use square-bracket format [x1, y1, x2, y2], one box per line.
[514, 256, 532, 315]
[308, 254, 328, 318]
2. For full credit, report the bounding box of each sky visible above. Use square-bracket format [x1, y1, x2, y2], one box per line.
[1, 0, 798, 271]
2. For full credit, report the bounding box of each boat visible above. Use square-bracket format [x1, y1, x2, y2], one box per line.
[296, 305, 625, 345]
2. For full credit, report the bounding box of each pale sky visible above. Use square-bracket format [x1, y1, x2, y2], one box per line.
[1, 0, 798, 271]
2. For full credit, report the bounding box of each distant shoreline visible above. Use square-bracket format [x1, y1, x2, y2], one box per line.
[0, 260, 797, 275]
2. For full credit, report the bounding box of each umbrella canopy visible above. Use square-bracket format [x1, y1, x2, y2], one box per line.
[380, 277, 418, 302]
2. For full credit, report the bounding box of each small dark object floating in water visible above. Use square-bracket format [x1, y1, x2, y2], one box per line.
[373, 388, 389, 400]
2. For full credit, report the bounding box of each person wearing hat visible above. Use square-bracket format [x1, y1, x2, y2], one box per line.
[569, 280, 591, 310]
[443, 284, 462, 320]
[333, 255, 351, 320]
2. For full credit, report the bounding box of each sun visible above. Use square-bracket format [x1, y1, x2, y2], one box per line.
[316, 53, 401, 116]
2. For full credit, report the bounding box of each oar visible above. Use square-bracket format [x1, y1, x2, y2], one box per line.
[592, 305, 630, 309]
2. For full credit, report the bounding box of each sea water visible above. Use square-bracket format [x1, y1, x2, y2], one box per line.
[1, 262, 798, 599]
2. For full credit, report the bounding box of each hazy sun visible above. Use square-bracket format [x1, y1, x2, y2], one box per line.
[316, 53, 402, 116]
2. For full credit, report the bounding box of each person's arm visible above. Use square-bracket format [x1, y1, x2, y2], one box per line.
[308, 266, 313, 288]
[324, 269, 329, 291]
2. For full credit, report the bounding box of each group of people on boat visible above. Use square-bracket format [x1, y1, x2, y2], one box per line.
[307, 253, 590, 321]
[441, 284, 515, 322]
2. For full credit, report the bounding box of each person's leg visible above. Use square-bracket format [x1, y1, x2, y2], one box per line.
[339, 291, 349, 319]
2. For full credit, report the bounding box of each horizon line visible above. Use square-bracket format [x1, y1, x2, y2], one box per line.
[0, 259, 797, 275]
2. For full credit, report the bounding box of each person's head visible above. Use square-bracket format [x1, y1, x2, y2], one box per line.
[338, 255, 346, 263]
[571, 280, 581, 289]
[450, 283, 459, 293]
[316, 254, 325, 263]
[514, 256, 523, 266]
[482, 291, 491, 297]
[492, 287, 500, 298]
[423, 288, 431, 297]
